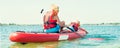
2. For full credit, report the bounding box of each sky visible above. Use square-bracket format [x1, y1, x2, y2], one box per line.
[0, 0, 120, 24]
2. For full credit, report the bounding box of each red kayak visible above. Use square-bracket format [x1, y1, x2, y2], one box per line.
[9, 28, 87, 43]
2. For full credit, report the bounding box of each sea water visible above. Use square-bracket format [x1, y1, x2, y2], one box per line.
[0, 25, 120, 48]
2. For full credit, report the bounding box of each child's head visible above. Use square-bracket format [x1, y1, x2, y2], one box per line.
[70, 20, 80, 27]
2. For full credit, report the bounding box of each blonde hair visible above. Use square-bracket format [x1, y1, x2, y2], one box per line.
[50, 4, 59, 12]
[70, 20, 80, 27]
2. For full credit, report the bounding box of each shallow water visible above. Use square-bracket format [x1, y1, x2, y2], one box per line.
[0, 25, 120, 48]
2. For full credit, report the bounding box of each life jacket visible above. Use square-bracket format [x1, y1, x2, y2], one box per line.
[70, 22, 79, 31]
[44, 10, 57, 29]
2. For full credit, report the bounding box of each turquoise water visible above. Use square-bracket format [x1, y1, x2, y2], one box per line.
[0, 25, 120, 48]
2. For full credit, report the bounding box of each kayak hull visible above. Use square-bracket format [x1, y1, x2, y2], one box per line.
[9, 28, 87, 43]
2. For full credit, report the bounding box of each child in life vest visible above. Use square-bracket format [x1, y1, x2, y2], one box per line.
[62, 20, 80, 32]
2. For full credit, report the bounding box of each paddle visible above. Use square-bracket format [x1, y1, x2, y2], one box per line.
[40, 9, 45, 32]
[40, 9, 44, 14]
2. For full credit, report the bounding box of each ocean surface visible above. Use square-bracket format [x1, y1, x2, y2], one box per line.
[0, 25, 120, 48]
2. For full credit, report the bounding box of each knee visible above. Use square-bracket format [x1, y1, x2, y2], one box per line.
[60, 21, 65, 27]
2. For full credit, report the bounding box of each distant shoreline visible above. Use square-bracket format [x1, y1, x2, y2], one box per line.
[0, 23, 120, 26]
[82, 23, 120, 26]
[0, 23, 41, 26]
